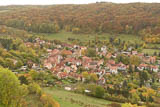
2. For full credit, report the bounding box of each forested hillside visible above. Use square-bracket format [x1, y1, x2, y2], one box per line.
[0, 2, 160, 35]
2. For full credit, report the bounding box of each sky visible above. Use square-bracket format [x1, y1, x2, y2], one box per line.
[0, 0, 160, 5]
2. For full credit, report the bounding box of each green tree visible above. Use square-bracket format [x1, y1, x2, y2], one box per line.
[28, 82, 42, 96]
[139, 71, 150, 87]
[82, 72, 90, 82]
[130, 55, 141, 66]
[130, 92, 141, 103]
[87, 48, 96, 57]
[29, 70, 39, 81]
[0, 67, 28, 107]
[90, 73, 98, 83]
[95, 86, 105, 98]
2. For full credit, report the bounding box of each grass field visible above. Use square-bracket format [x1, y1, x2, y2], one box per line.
[142, 49, 160, 55]
[37, 31, 142, 44]
[43, 87, 115, 107]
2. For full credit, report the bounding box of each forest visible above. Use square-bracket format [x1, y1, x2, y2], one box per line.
[0, 3, 160, 35]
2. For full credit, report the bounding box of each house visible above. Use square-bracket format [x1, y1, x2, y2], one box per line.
[57, 72, 68, 79]
[109, 66, 118, 74]
[138, 64, 148, 71]
[105, 63, 111, 70]
[47, 55, 61, 65]
[73, 50, 81, 57]
[143, 57, 150, 64]
[50, 49, 60, 57]
[61, 50, 72, 57]
[20, 66, 27, 71]
[106, 53, 112, 59]
[80, 46, 87, 50]
[117, 62, 127, 71]
[69, 72, 82, 81]
[121, 51, 130, 55]
[83, 63, 90, 70]
[101, 46, 107, 52]
[97, 60, 104, 66]
[88, 61, 98, 70]
[64, 58, 75, 65]
[132, 51, 138, 55]
[44, 62, 52, 69]
[56, 45, 62, 49]
[75, 60, 82, 66]
[62, 43, 73, 48]
[64, 66, 71, 73]
[71, 65, 77, 72]
[108, 60, 115, 65]
[82, 56, 92, 64]
[27, 60, 34, 68]
[112, 53, 117, 58]
[74, 45, 80, 49]
[32, 63, 39, 70]
[150, 65, 159, 72]
[137, 53, 144, 59]
[150, 56, 156, 64]
[47, 49, 52, 53]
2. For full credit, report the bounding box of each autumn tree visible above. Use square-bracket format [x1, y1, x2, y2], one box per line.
[130, 55, 141, 66]
[0, 67, 28, 107]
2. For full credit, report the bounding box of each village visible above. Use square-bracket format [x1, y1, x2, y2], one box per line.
[22, 37, 160, 86]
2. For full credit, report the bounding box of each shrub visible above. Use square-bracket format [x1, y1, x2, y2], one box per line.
[95, 86, 105, 98]
[28, 82, 42, 96]
[40, 94, 60, 107]
[107, 103, 121, 107]
[104, 93, 128, 103]
[147, 103, 160, 107]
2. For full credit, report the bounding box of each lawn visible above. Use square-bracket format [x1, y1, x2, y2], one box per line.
[43, 87, 115, 107]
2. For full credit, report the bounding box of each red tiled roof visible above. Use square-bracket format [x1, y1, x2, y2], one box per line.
[61, 50, 72, 55]
[51, 49, 60, 56]
[108, 60, 115, 65]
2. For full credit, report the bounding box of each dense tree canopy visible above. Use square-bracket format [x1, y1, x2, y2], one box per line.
[0, 3, 160, 35]
[0, 67, 28, 107]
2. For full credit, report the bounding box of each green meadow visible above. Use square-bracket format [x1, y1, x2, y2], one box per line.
[43, 87, 116, 107]
[37, 31, 141, 43]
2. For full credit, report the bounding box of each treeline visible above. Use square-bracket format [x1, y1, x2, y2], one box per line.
[5, 19, 60, 33]
[0, 3, 160, 34]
